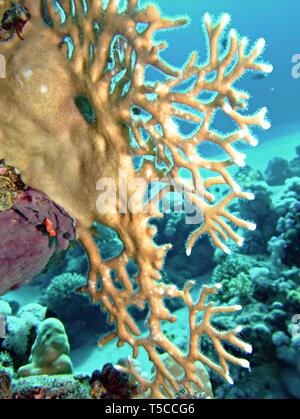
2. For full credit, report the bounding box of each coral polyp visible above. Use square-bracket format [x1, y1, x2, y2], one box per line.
[0, 0, 272, 398]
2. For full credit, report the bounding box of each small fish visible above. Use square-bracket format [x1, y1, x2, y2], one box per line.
[252, 73, 268, 80]
[98, 332, 117, 347]
[43, 217, 57, 238]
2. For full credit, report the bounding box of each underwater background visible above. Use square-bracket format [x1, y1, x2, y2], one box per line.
[1, 0, 300, 399]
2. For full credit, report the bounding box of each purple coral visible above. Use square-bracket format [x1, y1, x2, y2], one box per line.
[0, 187, 76, 295]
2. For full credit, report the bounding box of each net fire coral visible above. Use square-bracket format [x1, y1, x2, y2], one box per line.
[0, 0, 272, 398]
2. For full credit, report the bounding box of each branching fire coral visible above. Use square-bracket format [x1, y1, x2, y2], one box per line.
[0, 0, 272, 398]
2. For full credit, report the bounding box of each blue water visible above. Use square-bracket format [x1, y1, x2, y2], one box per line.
[141, 0, 300, 142]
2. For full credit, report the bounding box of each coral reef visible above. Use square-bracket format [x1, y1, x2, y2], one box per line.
[264, 157, 292, 186]
[0, 370, 12, 399]
[12, 375, 88, 399]
[40, 272, 112, 346]
[237, 180, 277, 254]
[89, 363, 139, 399]
[290, 146, 300, 178]
[153, 213, 214, 287]
[41, 273, 94, 324]
[0, 356, 139, 399]
[0, 0, 273, 397]
[270, 177, 300, 268]
[212, 258, 252, 305]
[201, 149, 300, 398]
[1, 301, 47, 369]
[210, 262, 300, 399]
[18, 318, 73, 377]
[1, 148, 300, 399]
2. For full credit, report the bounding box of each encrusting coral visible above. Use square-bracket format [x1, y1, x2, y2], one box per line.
[0, 0, 272, 397]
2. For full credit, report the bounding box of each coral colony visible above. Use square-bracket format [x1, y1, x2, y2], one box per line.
[0, 0, 272, 398]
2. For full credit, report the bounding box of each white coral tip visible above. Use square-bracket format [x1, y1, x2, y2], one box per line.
[186, 247, 192, 257]
[256, 37, 266, 53]
[260, 106, 268, 117]
[233, 184, 242, 193]
[247, 222, 257, 231]
[204, 13, 211, 25]
[244, 343, 253, 354]
[240, 359, 251, 369]
[245, 192, 255, 201]
[234, 305, 243, 311]
[241, 37, 248, 47]
[235, 325, 243, 334]
[259, 107, 271, 130]
[222, 13, 231, 26]
[237, 236, 245, 247]
[261, 63, 273, 74]
[223, 245, 232, 255]
[234, 153, 247, 168]
[229, 28, 237, 39]
[223, 103, 233, 114]
[248, 136, 259, 147]
[226, 375, 234, 385]
[262, 119, 271, 130]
